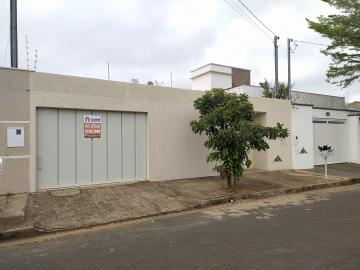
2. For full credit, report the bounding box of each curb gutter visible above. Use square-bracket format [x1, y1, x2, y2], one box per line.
[1, 178, 359, 242]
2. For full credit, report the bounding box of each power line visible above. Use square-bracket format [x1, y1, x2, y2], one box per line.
[234, 0, 280, 92]
[224, 0, 272, 40]
[294, 52, 329, 60]
[236, 0, 277, 37]
[293, 39, 328, 47]
[223, 0, 273, 41]
[291, 39, 329, 58]
[224, 0, 279, 91]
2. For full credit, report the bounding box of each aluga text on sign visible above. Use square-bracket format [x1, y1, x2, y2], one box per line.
[84, 115, 102, 138]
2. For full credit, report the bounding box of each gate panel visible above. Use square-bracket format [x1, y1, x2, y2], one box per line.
[108, 112, 122, 181]
[75, 110, 92, 185]
[37, 109, 147, 189]
[135, 113, 147, 180]
[92, 111, 108, 183]
[37, 109, 58, 189]
[122, 112, 136, 180]
[313, 120, 349, 165]
[58, 110, 76, 186]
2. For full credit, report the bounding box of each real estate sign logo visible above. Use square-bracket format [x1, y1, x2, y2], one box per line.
[84, 115, 101, 138]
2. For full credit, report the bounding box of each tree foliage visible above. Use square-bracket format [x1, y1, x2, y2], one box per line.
[260, 79, 273, 98]
[260, 79, 289, 99]
[190, 89, 289, 188]
[307, 0, 360, 87]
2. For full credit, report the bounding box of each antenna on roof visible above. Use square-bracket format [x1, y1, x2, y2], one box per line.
[107, 61, 110, 80]
[25, 35, 30, 70]
[33, 49, 38, 70]
[170, 72, 173, 88]
[154, 80, 163, 86]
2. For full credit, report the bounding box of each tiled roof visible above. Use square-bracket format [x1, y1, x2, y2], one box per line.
[347, 101, 360, 110]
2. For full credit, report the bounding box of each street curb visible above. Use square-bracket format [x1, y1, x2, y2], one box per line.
[195, 178, 360, 208]
[1, 178, 359, 242]
[0, 226, 38, 241]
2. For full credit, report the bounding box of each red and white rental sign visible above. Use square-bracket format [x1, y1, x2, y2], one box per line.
[84, 115, 101, 138]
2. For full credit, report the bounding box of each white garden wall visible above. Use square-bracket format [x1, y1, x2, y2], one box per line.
[291, 105, 314, 169]
[349, 116, 360, 164]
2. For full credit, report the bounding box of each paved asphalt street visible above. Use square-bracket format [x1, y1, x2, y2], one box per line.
[0, 185, 359, 270]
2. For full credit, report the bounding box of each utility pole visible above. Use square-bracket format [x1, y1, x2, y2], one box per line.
[287, 38, 293, 100]
[170, 72, 173, 88]
[274, 36, 279, 97]
[10, 0, 18, 68]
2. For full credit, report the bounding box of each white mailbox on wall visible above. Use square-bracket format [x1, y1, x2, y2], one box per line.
[7, 127, 25, 148]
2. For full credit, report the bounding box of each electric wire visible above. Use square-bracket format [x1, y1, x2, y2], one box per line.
[224, 0, 272, 40]
[293, 39, 328, 47]
[236, 0, 277, 37]
[293, 52, 329, 60]
[291, 39, 329, 59]
[223, 0, 273, 41]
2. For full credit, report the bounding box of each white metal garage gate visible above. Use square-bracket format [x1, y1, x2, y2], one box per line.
[37, 109, 147, 189]
[313, 118, 349, 165]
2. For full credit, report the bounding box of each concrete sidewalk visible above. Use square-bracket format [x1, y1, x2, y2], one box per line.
[307, 163, 360, 179]
[1, 165, 359, 240]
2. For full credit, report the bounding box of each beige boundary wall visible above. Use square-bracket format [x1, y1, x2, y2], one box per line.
[0, 68, 292, 194]
[0, 68, 31, 194]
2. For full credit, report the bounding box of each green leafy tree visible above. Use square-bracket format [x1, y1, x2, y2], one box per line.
[307, 0, 360, 87]
[277, 82, 289, 99]
[190, 89, 289, 188]
[260, 79, 289, 99]
[260, 79, 273, 98]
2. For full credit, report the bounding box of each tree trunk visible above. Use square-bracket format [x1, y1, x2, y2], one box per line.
[225, 173, 235, 188]
[230, 175, 235, 187]
[219, 165, 226, 179]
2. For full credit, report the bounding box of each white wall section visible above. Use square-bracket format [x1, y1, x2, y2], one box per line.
[191, 63, 232, 90]
[349, 116, 360, 164]
[291, 105, 314, 169]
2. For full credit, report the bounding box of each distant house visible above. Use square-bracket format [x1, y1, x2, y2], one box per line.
[191, 63, 250, 90]
[347, 101, 360, 110]
[191, 63, 360, 170]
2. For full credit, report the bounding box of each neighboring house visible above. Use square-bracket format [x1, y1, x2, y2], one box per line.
[191, 63, 251, 90]
[347, 101, 360, 110]
[191, 63, 360, 170]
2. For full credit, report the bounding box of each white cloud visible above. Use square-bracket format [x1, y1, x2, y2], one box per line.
[0, 0, 358, 100]
[166, 0, 218, 34]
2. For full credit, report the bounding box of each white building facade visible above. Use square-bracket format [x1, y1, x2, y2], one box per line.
[192, 63, 360, 170]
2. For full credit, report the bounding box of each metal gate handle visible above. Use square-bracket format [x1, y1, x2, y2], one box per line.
[38, 155, 42, 170]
